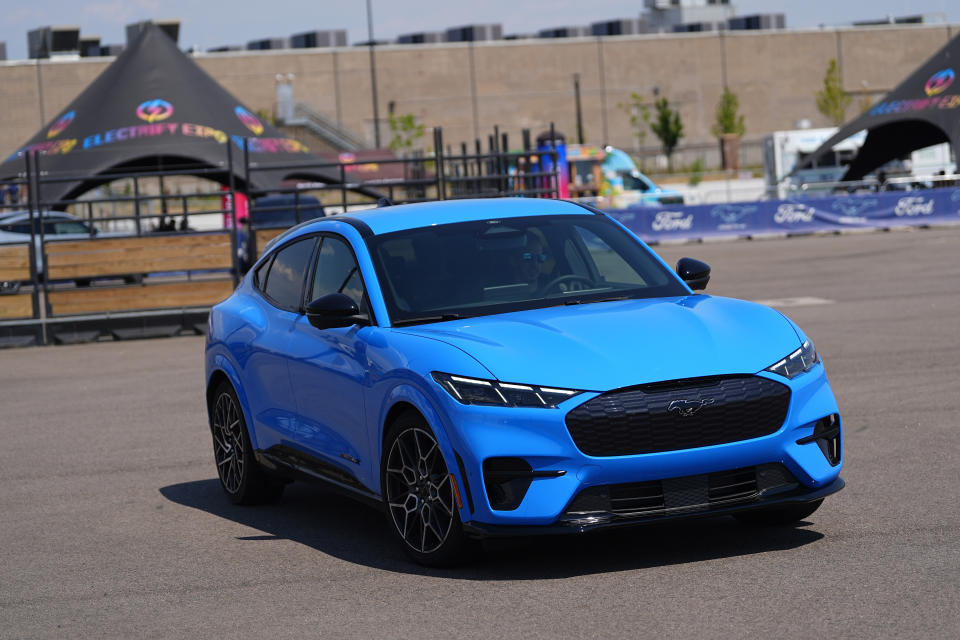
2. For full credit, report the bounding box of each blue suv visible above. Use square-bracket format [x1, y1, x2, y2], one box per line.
[205, 198, 843, 565]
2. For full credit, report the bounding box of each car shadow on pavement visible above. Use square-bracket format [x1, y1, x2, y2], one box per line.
[160, 478, 825, 579]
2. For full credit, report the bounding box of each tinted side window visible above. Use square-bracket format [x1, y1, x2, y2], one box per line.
[46, 220, 89, 235]
[1, 222, 31, 234]
[263, 237, 316, 311]
[311, 236, 366, 310]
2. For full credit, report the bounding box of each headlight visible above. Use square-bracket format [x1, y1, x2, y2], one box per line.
[431, 372, 582, 408]
[765, 340, 819, 379]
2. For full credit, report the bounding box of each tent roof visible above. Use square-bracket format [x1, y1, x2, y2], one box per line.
[794, 33, 960, 181]
[0, 23, 342, 204]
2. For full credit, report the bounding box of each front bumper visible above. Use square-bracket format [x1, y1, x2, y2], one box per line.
[463, 476, 844, 538]
[435, 364, 843, 529]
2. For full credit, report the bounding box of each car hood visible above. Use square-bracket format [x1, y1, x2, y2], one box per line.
[394, 295, 801, 391]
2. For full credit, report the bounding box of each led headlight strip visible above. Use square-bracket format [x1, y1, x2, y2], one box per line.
[765, 340, 819, 379]
[432, 372, 581, 408]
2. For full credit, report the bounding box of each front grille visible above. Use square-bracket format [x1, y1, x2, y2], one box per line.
[564, 463, 798, 518]
[708, 467, 758, 502]
[565, 375, 790, 457]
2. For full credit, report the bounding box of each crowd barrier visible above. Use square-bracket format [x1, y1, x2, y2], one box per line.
[606, 187, 960, 243]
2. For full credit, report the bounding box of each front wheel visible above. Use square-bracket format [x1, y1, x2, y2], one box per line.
[733, 498, 823, 526]
[381, 413, 473, 566]
[209, 381, 284, 505]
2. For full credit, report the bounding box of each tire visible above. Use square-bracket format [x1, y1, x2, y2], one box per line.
[123, 274, 145, 285]
[74, 278, 92, 288]
[209, 380, 284, 505]
[733, 498, 824, 526]
[381, 412, 474, 566]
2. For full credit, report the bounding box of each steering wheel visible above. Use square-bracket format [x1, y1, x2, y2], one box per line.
[541, 274, 594, 295]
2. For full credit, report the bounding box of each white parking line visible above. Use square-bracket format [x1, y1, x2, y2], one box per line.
[753, 296, 834, 307]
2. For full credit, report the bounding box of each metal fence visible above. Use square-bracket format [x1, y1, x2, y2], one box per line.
[0, 126, 560, 347]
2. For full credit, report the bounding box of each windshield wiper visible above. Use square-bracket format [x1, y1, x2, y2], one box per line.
[391, 313, 463, 327]
[563, 295, 632, 306]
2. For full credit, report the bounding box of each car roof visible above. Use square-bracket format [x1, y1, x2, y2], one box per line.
[0, 210, 76, 223]
[331, 198, 595, 236]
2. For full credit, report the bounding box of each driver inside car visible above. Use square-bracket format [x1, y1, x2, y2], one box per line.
[508, 231, 551, 293]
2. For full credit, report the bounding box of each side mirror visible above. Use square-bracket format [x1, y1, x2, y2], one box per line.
[305, 293, 367, 330]
[676, 257, 711, 291]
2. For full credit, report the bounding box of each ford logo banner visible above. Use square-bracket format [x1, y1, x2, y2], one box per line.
[605, 187, 960, 243]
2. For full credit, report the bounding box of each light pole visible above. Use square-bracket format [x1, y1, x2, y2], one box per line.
[573, 73, 584, 144]
[366, 0, 381, 148]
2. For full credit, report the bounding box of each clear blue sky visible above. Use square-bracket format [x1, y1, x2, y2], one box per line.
[2, 0, 958, 61]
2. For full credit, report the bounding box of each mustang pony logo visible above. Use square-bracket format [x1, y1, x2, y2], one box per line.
[47, 111, 75, 139]
[831, 198, 877, 216]
[710, 204, 757, 224]
[924, 69, 955, 97]
[235, 106, 264, 135]
[667, 398, 715, 417]
[136, 99, 174, 123]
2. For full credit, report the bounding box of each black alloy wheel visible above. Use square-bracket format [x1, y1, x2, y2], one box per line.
[209, 381, 284, 505]
[382, 414, 472, 566]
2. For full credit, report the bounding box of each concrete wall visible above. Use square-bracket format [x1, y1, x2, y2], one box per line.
[1, 23, 956, 167]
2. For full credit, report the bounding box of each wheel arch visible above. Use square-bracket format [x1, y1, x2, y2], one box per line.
[206, 370, 232, 420]
[205, 355, 261, 450]
[381, 401, 423, 450]
[376, 383, 468, 515]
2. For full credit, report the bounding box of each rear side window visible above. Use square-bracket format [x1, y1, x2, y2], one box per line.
[262, 237, 316, 311]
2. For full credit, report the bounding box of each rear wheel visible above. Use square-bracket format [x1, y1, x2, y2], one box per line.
[382, 413, 473, 566]
[733, 499, 823, 526]
[209, 381, 284, 505]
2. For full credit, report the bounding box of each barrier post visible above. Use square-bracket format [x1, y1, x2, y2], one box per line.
[501, 132, 510, 193]
[133, 177, 142, 236]
[226, 142, 240, 286]
[243, 138, 255, 260]
[493, 125, 503, 195]
[549, 122, 559, 199]
[474, 139, 482, 195]
[434, 127, 445, 200]
[29, 151, 50, 344]
[24, 152, 41, 324]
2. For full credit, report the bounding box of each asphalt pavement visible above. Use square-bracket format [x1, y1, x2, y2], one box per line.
[1, 227, 958, 639]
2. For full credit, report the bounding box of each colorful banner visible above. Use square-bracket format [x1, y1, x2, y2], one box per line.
[605, 188, 960, 243]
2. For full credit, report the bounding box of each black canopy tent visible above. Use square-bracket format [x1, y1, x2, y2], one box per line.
[0, 23, 343, 205]
[793, 33, 960, 181]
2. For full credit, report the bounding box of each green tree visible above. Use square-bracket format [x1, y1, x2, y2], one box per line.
[650, 97, 684, 171]
[711, 86, 746, 139]
[255, 108, 276, 126]
[815, 59, 852, 126]
[388, 112, 425, 154]
[617, 92, 651, 149]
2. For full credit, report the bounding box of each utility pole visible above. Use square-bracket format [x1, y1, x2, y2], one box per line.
[366, 0, 381, 148]
[573, 73, 584, 144]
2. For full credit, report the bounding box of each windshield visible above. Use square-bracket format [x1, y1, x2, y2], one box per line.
[368, 214, 688, 325]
